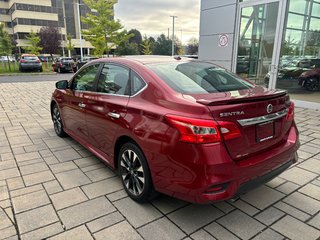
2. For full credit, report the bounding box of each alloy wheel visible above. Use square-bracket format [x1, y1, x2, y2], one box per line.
[120, 149, 145, 196]
[52, 106, 62, 135]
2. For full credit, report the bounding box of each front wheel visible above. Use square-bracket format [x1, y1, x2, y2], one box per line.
[118, 142, 156, 203]
[52, 104, 67, 137]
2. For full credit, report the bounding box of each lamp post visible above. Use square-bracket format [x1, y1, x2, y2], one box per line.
[170, 16, 178, 56]
[75, 1, 83, 62]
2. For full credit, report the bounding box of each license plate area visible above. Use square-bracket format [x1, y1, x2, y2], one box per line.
[256, 121, 274, 143]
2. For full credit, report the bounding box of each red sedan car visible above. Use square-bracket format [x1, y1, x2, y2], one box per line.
[51, 56, 299, 204]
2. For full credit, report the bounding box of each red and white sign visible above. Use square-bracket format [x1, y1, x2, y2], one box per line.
[218, 34, 229, 47]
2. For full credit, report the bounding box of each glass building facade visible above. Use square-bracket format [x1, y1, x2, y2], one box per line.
[199, 0, 320, 104]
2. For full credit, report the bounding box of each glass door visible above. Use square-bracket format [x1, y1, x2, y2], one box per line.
[233, 0, 287, 89]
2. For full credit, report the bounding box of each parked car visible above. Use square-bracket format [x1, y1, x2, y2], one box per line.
[76, 56, 99, 71]
[264, 58, 320, 87]
[19, 54, 43, 72]
[51, 56, 299, 204]
[53, 57, 76, 73]
[298, 67, 320, 91]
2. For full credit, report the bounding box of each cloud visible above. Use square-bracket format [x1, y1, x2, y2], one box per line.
[114, 0, 200, 43]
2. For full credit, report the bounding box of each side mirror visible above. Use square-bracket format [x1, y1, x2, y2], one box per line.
[56, 80, 69, 89]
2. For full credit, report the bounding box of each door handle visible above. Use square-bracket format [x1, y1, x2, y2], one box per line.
[78, 103, 86, 108]
[108, 112, 120, 119]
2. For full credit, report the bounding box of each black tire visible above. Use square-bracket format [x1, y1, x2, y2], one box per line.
[19, 67, 24, 72]
[118, 142, 157, 203]
[305, 77, 319, 91]
[40, 67, 43, 72]
[52, 104, 67, 137]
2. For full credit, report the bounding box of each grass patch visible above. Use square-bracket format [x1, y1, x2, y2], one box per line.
[0, 62, 54, 74]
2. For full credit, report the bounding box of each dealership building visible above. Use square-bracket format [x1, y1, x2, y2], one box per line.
[0, 0, 94, 55]
[199, 0, 320, 104]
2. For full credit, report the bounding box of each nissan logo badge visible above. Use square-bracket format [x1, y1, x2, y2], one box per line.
[267, 104, 273, 113]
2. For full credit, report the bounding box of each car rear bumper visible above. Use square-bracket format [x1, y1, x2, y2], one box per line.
[151, 124, 299, 204]
[20, 64, 42, 70]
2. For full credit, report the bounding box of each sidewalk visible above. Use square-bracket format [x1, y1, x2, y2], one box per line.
[0, 81, 319, 240]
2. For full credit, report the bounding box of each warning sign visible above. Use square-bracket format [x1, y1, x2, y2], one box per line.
[218, 34, 229, 47]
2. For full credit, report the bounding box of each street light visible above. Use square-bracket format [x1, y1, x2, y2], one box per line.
[74, 1, 84, 62]
[170, 16, 178, 56]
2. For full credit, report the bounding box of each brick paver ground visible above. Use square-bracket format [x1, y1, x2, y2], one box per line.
[0, 81, 319, 240]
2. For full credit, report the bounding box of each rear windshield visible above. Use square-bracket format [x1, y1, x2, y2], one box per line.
[62, 58, 73, 62]
[147, 62, 253, 94]
[23, 56, 38, 61]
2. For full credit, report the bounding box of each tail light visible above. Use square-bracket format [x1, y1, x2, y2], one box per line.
[20, 59, 26, 63]
[165, 115, 241, 144]
[286, 101, 294, 121]
[37, 60, 41, 63]
[60, 63, 63, 67]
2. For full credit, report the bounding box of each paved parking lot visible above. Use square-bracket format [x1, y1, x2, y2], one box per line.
[0, 81, 319, 240]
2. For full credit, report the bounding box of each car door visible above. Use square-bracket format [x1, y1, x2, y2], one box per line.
[61, 63, 101, 141]
[85, 63, 130, 162]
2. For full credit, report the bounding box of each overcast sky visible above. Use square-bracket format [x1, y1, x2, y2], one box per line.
[114, 0, 200, 44]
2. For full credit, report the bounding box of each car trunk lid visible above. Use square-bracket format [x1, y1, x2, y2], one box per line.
[187, 87, 292, 160]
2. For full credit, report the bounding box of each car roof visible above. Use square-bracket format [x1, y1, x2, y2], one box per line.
[21, 54, 37, 57]
[91, 55, 194, 65]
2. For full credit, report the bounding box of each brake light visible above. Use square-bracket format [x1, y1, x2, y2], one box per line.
[37, 60, 41, 63]
[286, 101, 294, 121]
[60, 63, 63, 67]
[218, 121, 241, 140]
[20, 59, 26, 63]
[165, 115, 241, 144]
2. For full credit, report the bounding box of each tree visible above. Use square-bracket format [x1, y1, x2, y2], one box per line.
[39, 26, 61, 61]
[24, 31, 42, 55]
[116, 41, 140, 56]
[186, 37, 199, 55]
[153, 34, 172, 55]
[66, 34, 74, 57]
[82, 0, 132, 56]
[128, 29, 142, 53]
[0, 23, 14, 71]
[141, 35, 152, 55]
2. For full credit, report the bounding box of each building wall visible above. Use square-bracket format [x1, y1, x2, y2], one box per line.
[1, 0, 93, 50]
[199, 0, 238, 70]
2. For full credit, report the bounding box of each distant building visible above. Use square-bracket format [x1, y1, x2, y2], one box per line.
[0, 0, 95, 55]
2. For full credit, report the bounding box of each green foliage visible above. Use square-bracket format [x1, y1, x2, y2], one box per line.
[186, 37, 199, 55]
[0, 23, 13, 56]
[23, 31, 42, 55]
[116, 41, 140, 56]
[153, 34, 172, 55]
[82, 0, 132, 56]
[141, 35, 152, 55]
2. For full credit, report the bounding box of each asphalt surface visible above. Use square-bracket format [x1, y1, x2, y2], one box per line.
[0, 73, 74, 83]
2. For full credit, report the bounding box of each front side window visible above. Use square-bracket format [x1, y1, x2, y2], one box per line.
[97, 64, 130, 95]
[147, 62, 253, 94]
[71, 64, 100, 91]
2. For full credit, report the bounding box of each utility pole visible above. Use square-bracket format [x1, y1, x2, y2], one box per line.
[75, 0, 83, 61]
[170, 16, 177, 56]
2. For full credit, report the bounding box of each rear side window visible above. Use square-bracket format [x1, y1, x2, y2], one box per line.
[97, 64, 130, 95]
[23, 56, 38, 61]
[131, 71, 146, 95]
[147, 62, 253, 94]
[71, 64, 100, 91]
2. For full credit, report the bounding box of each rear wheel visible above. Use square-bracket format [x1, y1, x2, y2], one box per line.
[118, 142, 156, 203]
[305, 77, 319, 91]
[52, 104, 67, 137]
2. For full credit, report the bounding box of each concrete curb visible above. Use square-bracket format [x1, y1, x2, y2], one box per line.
[0, 72, 57, 77]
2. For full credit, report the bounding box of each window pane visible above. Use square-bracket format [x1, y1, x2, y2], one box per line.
[97, 64, 130, 95]
[72, 64, 99, 91]
[288, 0, 308, 15]
[148, 62, 253, 94]
[287, 13, 304, 29]
[312, 3, 320, 17]
[131, 72, 146, 95]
